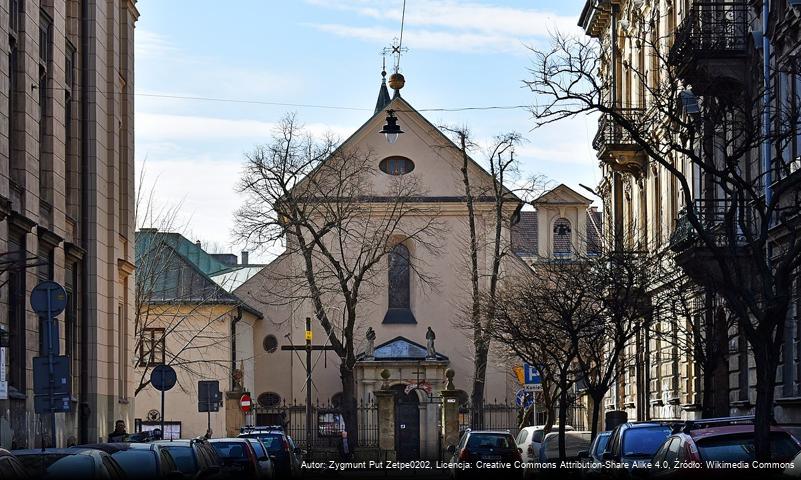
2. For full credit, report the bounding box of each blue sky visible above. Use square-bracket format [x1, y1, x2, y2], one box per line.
[135, 0, 600, 259]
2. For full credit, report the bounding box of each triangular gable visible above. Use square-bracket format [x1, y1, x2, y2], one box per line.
[293, 95, 523, 205]
[356, 335, 449, 361]
[533, 184, 593, 206]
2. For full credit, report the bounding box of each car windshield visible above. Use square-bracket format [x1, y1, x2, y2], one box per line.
[18, 454, 94, 479]
[253, 434, 284, 453]
[466, 434, 514, 450]
[696, 432, 800, 463]
[110, 450, 158, 479]
[594, 434, 611, 456]
[622, 427, 672, 457]
[212, 442, 248, 459]
[161, 446, 197, 474]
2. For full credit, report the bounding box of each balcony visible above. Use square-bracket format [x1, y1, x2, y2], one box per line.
[593, 108, 646, 176]
[668, 1, 749, 92]
[669, 198, 755, 285]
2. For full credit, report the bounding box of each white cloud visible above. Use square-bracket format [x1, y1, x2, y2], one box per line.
[304, 0, 582, 54]
[136, 113, 355, 143]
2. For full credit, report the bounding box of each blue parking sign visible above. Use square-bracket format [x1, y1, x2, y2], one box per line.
[524, 364, 541, 385]
[515, 389, 535, 408]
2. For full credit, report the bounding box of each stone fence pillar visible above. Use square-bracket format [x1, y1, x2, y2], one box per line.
[375, 369, 396, 461]
[441, 369, 460, 458]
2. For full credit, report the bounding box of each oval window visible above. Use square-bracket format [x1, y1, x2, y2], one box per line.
[262, 335, 278, 353]
[379, 156, 415, 176]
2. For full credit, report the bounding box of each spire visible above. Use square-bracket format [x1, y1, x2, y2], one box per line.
[375, 69, 391, 114]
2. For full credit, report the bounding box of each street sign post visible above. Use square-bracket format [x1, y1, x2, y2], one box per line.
[151, 364, 177, 437]
[198, 380, 221, 434]
[30, 281, 69, 448]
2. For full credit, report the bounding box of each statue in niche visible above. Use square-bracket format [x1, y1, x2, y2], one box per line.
[426, 327, 436, 359]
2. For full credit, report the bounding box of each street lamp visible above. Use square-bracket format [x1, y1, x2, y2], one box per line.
[379, 109, 404, 144]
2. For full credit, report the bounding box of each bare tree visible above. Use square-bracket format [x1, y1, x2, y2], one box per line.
[491, 259, 598, 461]
[524, 20, 801, 458]
[234, 114, 440, 443]
[442, 125, 545, 428]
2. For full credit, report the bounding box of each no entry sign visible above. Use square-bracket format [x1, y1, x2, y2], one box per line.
[240, 393, 252, 412]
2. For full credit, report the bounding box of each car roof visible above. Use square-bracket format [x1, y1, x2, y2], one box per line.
[622, 422, 676, 429]
[75, 443, 157, 453]
[13, 448, 106, 457]
[686, 425, 791, 441]
[209, 438, 249, 442]
[466, 430, 515, 435]
[153, 440, 193, 447]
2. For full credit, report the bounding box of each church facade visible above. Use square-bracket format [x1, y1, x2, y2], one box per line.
[233, 78, 601, 458]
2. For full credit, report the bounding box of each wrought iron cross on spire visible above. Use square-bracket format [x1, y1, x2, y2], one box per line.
[382, 37, 408, 74]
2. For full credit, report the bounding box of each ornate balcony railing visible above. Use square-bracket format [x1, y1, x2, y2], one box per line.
[669, 1, 749, 67]
[669, 198, 754, 252]
[592, 108, 645, 154]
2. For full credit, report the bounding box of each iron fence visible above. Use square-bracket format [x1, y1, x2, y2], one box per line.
[252, 399, 378, 449]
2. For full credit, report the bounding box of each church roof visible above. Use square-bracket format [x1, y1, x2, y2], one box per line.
[357, 336, 448, 361]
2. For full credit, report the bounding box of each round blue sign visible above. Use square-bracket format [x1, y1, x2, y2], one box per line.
[30, 281, 68, 317]
[515, 389, 535, 409]
[150, 364, 177, 392]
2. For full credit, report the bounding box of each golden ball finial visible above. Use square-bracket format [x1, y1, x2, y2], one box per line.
[388, 73, 405, 91]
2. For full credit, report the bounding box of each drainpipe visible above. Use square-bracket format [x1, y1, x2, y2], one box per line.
[231, 307, 243, 391]
[78, 0, 91, 445]
[762, 0, 772, 218]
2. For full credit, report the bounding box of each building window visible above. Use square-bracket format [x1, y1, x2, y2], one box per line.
[388, 243, 411, 309]
[257, 392, 282, 408]
[139, 328, 165, 367]
[379, 156, 415, 176]
[553, 218, 572, 259]
[7, 230, 26, 391]
[262, 335, 278, 353]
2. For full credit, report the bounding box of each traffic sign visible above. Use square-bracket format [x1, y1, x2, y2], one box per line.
[198, 380, 221, 413]
[30, 281, 68, 317]
[33, 356, 71, 413]
[515, 389, 535, 408]
[240, 393, 252, 412]
[524, 364, 541, 386]
[151, 364, 177, 392]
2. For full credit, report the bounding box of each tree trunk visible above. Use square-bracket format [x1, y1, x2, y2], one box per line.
[471, 348, 488, 429]
[589, 391, 604, 440]
[558, 380, 568, 462]
[340, 363, 359, 448]
[753, 343, 779, 462]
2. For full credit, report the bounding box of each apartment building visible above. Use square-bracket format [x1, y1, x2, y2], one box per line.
[579, 0, 801, 423]
[0, 0, 138, 447]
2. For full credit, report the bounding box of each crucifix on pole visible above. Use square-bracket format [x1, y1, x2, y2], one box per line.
[280, 317, 336, 453]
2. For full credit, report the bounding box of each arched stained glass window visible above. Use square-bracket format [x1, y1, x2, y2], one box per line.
[388, 244, 410, 309]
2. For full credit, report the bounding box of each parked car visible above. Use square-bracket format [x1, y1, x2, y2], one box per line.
[651, 416, 801, 479]
[153, 438, 222, 479]
[242, 437, 275, 479]
[76, 442, 183, 479]
[13, 448, 126, 479]
[538, 431, 592, 462]
[516, 425, 575, 463]
[0, 448, 29, 479]
[578, 431, 612, 479]
[446, 429, 523, 479]
[600, 421, 676, 477]
[208, 438, 260, 479]
[238, 427, 302, 478]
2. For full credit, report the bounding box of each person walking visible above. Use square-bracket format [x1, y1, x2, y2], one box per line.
[337, 430, 354, 461]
